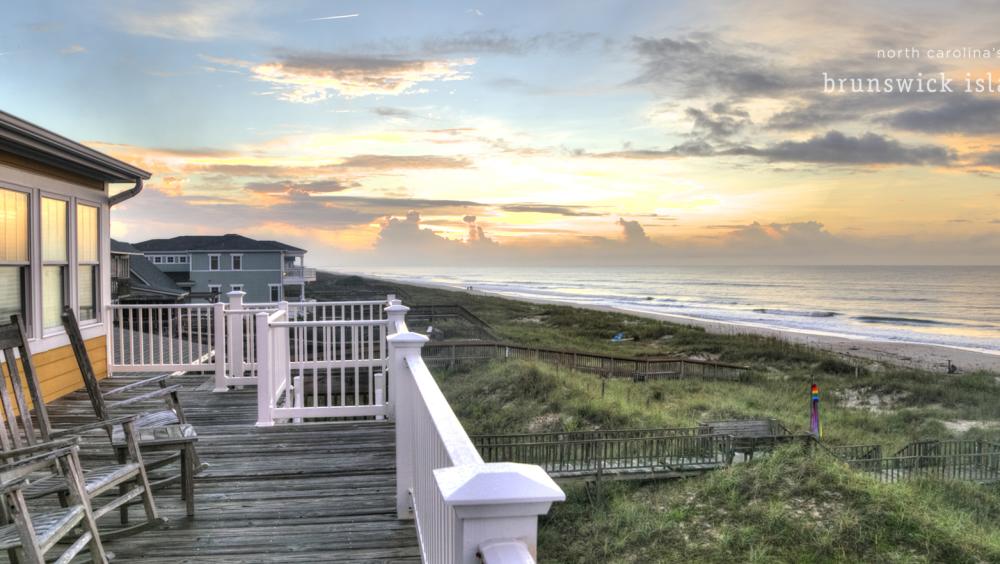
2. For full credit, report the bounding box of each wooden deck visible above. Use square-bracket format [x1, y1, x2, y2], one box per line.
[23, 373, 420, 563]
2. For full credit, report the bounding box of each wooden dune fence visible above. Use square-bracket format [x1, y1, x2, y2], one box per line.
[473, 427, 735, 479]
[422, 341, 751, 381]
[833, 440, 1000, 483]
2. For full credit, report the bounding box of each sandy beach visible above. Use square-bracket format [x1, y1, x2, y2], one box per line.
[363, 274, 1000, 373]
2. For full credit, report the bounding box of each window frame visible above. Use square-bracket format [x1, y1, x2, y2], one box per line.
[208, 284, 221, 295]
[230, 284, 244, 292]
[75, 202, 101, 323]
[39, 194, 69, 334]
[0, 185, 32, 330]
[231, 254, 242, 271]
[209, 254, 220, 271]
[269, 284, 281, 302]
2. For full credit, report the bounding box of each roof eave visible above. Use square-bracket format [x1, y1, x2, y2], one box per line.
[0, 110, 151, 182]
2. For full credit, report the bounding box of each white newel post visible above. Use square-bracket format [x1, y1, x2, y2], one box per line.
[212, 301, 228, 392]
[227, 291, 246, 381]
[387, 306, 421, 519]
[435, 463, 566, 563]
[255, 311, 274, 427]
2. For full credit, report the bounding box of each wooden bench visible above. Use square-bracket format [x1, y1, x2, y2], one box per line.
[631, 371, 680, 382]
[698, 419, 792, 460]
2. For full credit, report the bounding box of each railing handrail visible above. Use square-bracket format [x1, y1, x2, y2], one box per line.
[406, 352, 484, 467]
[108, 303, 215, 310]
[270, 319, 390, 328]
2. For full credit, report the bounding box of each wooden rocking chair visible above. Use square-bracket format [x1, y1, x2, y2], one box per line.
[62, 307, 202, 516]
[0, 441, 109, 563]
[1, 315, 163, 539]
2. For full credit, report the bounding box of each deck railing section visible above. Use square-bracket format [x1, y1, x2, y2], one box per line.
[108, 303, 221, 373]
[388, 301, 565, 564]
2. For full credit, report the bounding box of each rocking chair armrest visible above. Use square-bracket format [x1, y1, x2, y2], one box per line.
[50, 414, 140, 438]
[0, 437, 80, 460]
[106, 384, 183, 409]
[102, 373, 174, 397]
[0, 444, 79, 488]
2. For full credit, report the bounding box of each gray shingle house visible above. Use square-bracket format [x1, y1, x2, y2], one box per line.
[133, 234, 315, 303]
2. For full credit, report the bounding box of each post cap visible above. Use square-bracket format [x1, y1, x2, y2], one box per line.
[385, 302, 409, 314]
[435, 462, 565, 510]
[227, 290, 247, 298]
[386, 331, 429, 348]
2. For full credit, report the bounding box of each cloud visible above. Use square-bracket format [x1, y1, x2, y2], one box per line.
[338, 154, 472, 169]
[421, 30, 604, 55]
[886, 97, 1000, 135]
[630, 35, 803, 99]
[244, 180, 356, 194]
[371, 106, 416, 119]
[500, 204, 604, 217]
[118, 1, 267, 41]
[617, 218, 653, 245]
[724, 131, 953, 166]
[60, 44, 85, 55]
[208, 51, 474, 102]
[685, 103, 751, 139]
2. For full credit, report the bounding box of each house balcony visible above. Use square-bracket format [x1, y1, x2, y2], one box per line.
[282, 265, 317, 284]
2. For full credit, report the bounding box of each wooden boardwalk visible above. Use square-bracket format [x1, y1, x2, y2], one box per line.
[24, 373, 420, 563]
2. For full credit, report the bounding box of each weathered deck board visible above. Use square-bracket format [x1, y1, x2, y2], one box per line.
[7, 372, 420, 563]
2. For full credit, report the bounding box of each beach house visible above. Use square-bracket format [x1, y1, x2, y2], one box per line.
[0, 108, 563, 563]
[132, 234, 315, 302]
[0, 109, 149, 402]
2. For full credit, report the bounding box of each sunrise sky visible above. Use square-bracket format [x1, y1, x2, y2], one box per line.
[1, 0, 998, 265]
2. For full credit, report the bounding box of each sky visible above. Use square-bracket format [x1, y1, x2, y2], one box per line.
[1, 0, 998, 266]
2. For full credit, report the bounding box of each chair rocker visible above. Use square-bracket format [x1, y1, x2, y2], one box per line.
[1, 315, 163, 539]
[0, 441, 109, 563]
[62, 307, 202, 516]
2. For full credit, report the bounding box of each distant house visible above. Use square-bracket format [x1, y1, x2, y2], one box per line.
[110, 239, 187, 303]
[133, 234, 315, 303]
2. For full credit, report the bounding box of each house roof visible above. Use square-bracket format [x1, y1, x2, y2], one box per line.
[0, 110, 151, 182]
[110, 239, 143, 255]
[135, 234, 305, 253]
[129, 254, 187, 297]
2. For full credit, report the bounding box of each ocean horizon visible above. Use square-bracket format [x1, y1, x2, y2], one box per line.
[338, 265, 1000, 354]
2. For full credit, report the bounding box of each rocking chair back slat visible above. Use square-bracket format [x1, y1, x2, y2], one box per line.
[61, 307, 111, 422]
[0, 321, 37, 450]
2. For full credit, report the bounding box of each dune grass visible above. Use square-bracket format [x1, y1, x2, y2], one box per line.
[311, 273, 1000, 562]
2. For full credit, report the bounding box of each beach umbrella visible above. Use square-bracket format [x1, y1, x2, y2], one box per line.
[810, 383, 822, 438]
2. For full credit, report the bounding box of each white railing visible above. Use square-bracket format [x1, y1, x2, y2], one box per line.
[387, 301, 565, 564]
[254, 313, 390, 426]
[108, 303, 223, 374]
[107, 293, 564, 562]
[283, 266, 317, 282]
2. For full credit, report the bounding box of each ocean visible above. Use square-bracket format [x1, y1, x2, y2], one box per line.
[344, 265, 1000, 354]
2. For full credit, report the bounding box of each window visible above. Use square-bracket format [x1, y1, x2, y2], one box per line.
[269, 285, 280, 302]
[41, 197, 67, 331]
[0, 188, 29, 326]
[231, 254, 242, 271]
[179, 255, 188, 264]
[166, 255, 175, 264]
[209, 254, 220, 271]
[76, 204, 99, 321]
[152, 256, 162, 264]
[208, 284, 221, 295]
[230, 284, 244, 292]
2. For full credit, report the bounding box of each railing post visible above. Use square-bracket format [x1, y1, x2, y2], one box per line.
[374, 372, 386, 421]
[212, 302, 228, 392]
[388, 330, 426, 520]
[255, 311, 274, 427]
[227, 291, 246, 381]
[435, 462, 565, 563]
